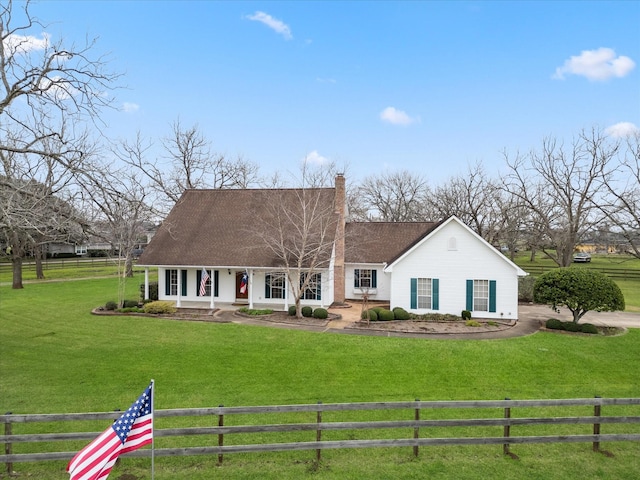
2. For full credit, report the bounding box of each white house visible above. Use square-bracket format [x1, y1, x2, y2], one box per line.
[138, 175, 527, 319]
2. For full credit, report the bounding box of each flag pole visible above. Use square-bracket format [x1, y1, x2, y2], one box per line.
[151, 379, 155, 480]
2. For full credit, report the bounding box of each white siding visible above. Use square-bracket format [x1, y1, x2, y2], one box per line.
[344, 264, 390, 301]
[388, 220, 521, 320]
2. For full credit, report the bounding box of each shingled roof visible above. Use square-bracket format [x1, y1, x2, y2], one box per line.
[138, 187, 339, 268]
[345, 222, 440, 264]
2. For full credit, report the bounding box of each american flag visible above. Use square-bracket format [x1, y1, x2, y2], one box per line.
[239, 271, 248, 294]
[67, 383, 153, 480]
[199, 268, 210, 296]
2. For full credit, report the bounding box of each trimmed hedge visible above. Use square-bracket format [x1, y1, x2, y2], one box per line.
[301, 306, 313, 318]
[377, 309, 395, 321]
[313, 308, 328, 319]
[545, 318, 599, 334]
[361, 309, 378, 321]
[461, 310, 472, 320]
[392, 307, 411, 320]
[288, 305, 297, 316]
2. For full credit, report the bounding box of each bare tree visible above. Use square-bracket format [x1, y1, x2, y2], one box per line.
[253, 163, 342, 318]
[120, 120, 261, 215]
[0, 0, 118, 287]
[598, 132, 640, 258]
[425, 162, 502, 243]
[502, 128, 618, 267]
[357, 170, 429, 221]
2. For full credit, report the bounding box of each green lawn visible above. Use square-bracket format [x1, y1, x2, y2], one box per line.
[2, 278, 640, 479]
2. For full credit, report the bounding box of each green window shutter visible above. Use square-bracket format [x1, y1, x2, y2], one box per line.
[317, 274, 321, 300]
[372, 270, 377, 288]
[489, 280, 497, 312]
[466, 280, 473, 311]
[165, 270, 170, 296]
[214, 270, 219, 297]
[432, 278, 439, 310]
[354, 269, 360, 288]
[410, 278, 417, 309]
[181, 270, 187, 296]
[265, 274, 271, 299]
[196, 269, 202, 296]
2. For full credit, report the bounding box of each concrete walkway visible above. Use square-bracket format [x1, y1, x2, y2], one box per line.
[213, 303, 640, 340]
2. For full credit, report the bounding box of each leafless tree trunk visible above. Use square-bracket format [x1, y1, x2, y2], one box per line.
[0, 0, 118, 287]
[502, 128, 618, 267]
[598, 132, 640, 258]
[253, 163, 342, 318]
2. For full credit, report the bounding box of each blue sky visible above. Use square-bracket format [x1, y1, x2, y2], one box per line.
[28, 0, 640, 184]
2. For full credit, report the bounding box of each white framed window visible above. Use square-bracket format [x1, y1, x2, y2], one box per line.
[168, 269, 178, 296]
[265, 273, 286, 299]
[300, 272, 322, 300]
[75, 245, 87, 255]
[416, 278, 432, 309]
[473, 279, 489, 312]
[354, 269, 377, 288]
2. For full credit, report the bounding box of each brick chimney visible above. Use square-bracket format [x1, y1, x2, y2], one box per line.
[333, 174, 346, 304]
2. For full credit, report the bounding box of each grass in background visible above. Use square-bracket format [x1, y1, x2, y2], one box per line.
[1, 277, 640, 478]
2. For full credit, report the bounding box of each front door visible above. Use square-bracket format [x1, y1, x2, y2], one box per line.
[235, 271, 248, 300]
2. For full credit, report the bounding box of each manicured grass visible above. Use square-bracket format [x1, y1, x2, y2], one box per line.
[1, 277, 640, 478]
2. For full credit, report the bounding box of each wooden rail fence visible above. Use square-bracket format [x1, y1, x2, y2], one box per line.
[2, 397, 640, 473]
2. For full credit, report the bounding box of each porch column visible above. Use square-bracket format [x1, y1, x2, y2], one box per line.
[284, 275, 289, 310]
[210, 270, 215, 309]
[248, 268, 254, 309]
[144, 268, 149, 300]
[177, 270, 182, 308]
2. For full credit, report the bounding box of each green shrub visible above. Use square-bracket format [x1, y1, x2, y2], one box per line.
[123, 299, 139, 308]
[378, 309, 395, 321]
[581, 323, 598, 334]
[139, 282, 159, 301]
[461, 310, 471, 320]
[142, 301, 176, 314]
[301, 306, 313, 317]
[372, 307, 385, 315]
[392, 307, 411, 320]
[118, 307, 143, 313]
[361, 309, 378, 321]
[487, 321, 499, 326]
[238, 307, 273, 315]
[288, 305, 297, 316]
[545, 318, 565, 330]
[465, 320, 481, 327]
[564, 322, 581, 332]
[105, 301, 117, 311]
[313, 308, 328, 319]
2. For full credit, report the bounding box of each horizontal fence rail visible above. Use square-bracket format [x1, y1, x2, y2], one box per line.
[2, 397, 640, 472]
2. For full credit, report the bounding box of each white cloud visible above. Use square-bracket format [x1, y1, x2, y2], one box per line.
[605, 122, 639, 138]
[304, 150, 330, 165]
[121, 102, 140, 113]
[246, 11, 292, 40]
[553, 48, 635, 81]
[3, 32, 50, 57]
[379, 106, 419, 126]
[316, 77, 336, 84]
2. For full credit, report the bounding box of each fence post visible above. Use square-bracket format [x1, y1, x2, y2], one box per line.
[413, 399, 420, 458]
[593, 396, 601, 452]
[4, 412, 12, 475]
[217, 405, 224, 466]
[316, 402, 323, 464]
[503, 398, 511, 456]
